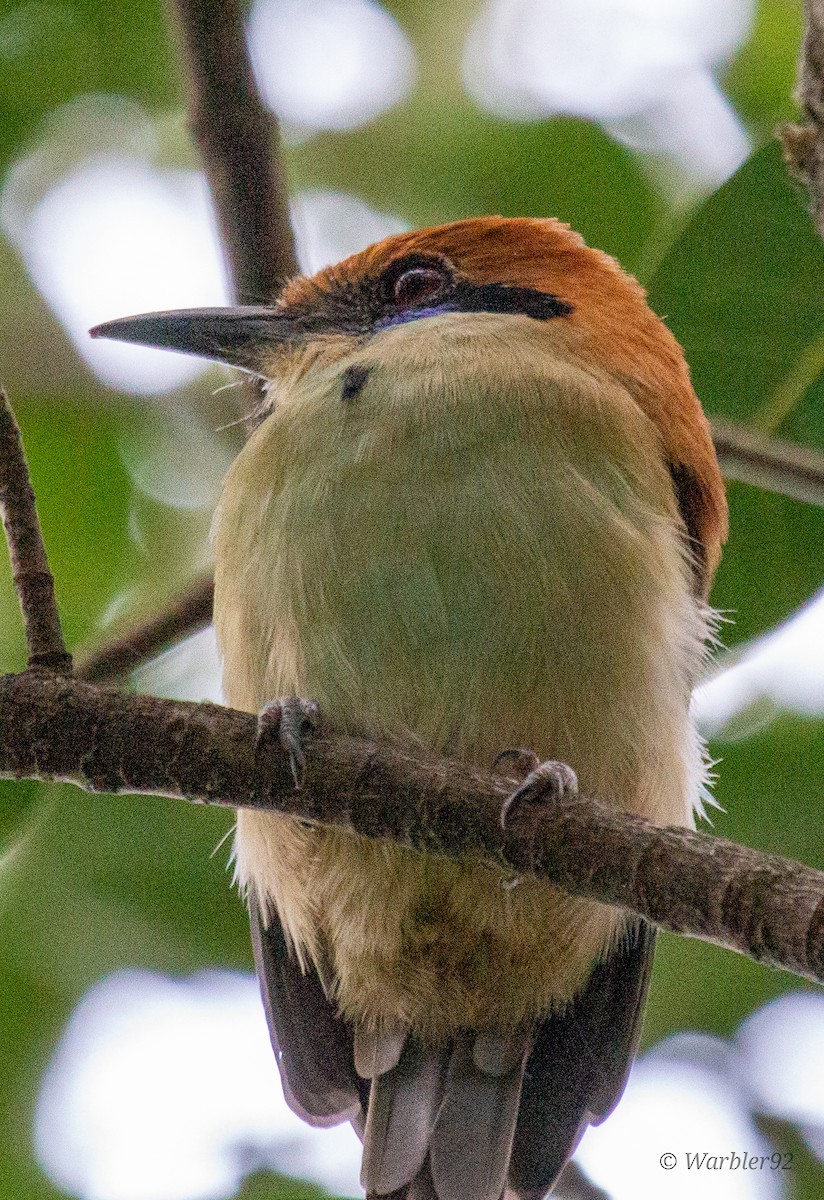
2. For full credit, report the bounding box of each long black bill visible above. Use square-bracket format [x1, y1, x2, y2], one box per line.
[89, 306, 298, 372]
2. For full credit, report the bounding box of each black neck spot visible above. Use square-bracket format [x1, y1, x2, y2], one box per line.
[341, 363, 370, 402]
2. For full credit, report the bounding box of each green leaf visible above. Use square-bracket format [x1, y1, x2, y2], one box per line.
[649, 145, 824, 644]
[648, 142, 824, 439]
[289, 105, 662, 278]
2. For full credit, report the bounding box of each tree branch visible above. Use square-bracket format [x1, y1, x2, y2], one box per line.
[75, 573, 213, 682]
[782, 0, 824, 238]
[0, 389, 71, 673]
[8, 6, 824, 1021]
[3, 666, 824, 987]
[170, 0, 298, 303]
[710, 417, 824, 508]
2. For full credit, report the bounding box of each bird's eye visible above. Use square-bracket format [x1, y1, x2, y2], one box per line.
[392, 266, 448, 311]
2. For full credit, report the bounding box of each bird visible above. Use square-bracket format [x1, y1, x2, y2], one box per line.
[91, 215, 728, 1200]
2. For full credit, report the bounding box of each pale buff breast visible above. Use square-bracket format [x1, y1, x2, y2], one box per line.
[215, 315, 711, 1040]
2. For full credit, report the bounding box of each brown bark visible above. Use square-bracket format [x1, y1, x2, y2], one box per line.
[170, 0, 297, 303]
[783, 0, 824, 238]
[0, 390, 71, 673]
[3, 667, 824, 988]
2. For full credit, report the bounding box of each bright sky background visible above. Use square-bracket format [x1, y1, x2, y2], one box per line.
[37, 969, 824, 1200]
[247, 0, 416, 137]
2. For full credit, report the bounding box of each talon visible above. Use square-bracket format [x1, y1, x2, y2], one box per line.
[493, 747, 540, 779]
[256, 696, 320, 790]
[500, 759, 579, 831]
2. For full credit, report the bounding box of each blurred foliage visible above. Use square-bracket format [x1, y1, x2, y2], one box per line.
[239, 1173, 329, 1200]
[1, 1, 824, 1199]
[648, 144, 824, 642]
[647, 144, 824, 440]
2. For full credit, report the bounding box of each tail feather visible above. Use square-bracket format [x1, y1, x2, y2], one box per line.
[362, 1036, 450, 1195]
[368, 1154, 440, 1200]
[430, 1032, 529, 1200]
[473, 1028, 531, 1076]
[248, 896, 362, 1127]
[363, 1030, 529, 1200]
[355, 1021, 408, 1079]
[509, 920, 656, 1196]
[251, 895, 654, 1200]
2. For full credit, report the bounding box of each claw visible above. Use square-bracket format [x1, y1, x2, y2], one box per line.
[500, 758, 579, 831]
[493, 747, 540, 779]
[256, 696, 320, 789]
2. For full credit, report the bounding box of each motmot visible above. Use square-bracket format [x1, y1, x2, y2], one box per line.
[92, 215, 727, 1199]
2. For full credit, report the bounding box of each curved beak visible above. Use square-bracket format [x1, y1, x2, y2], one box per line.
[89, 306, 301, 372]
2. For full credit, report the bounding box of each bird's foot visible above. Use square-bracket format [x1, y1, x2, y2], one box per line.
[256, 696, 320, 790]
[499, 756, 578, 831]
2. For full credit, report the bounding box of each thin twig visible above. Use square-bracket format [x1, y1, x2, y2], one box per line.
[75, 573, 213, 682]
[170, 0, 298, 302]
[0, 390, 71, 673]
[2, 668, 824, 988]
[783, 0, 824, 237]
[711, 417, 824, 507]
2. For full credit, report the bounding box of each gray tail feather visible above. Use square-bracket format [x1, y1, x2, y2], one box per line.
[367, 1153, 439, 1200]
[362, 1037, 451, 1194]
[251, 895, 653, 1200]
[362, 1029, 530, 1200]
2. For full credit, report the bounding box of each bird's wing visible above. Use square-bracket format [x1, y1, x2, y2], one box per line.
[508, 918, 656, 1198]
[669, 461, 717, 598]
[249, 893, 365, 1127]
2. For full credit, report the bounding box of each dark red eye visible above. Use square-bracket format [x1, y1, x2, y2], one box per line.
[393, 267, 448, 310]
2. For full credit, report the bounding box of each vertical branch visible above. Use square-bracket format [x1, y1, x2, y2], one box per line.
[783, 0, 824, 239]
[171, 0, 298, 303]
[0, 389, 72, 673]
